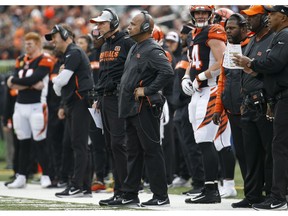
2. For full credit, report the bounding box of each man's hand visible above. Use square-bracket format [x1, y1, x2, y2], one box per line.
[59, 64, 65, 73]
[192, 78, 202, 93]
[32, 81, 44, 90]
[58, 108, 65, 120]
[232, 54, 254, 74]
[134, 87, 145, 101]
[212, 112, 221, 125]
[181, 75, 194, 96]
[92, 101, 100, 113]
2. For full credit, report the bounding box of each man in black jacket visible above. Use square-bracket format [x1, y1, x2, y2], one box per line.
[44, 24, 94, 197]
[233, 5, 288, 211]
[89, 8, 135, 205]
[109, 11, 174, 207]
[230, 5, 275, 208]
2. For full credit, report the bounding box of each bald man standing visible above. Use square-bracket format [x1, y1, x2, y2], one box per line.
[107, 11, 174, 207]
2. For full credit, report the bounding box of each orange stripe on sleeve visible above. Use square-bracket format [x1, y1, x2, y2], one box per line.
[214, 56, 226, 114]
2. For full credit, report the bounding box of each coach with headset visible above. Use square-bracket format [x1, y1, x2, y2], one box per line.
[108, 11, 174, 207]
[89, 8, 135, 205]
[45, 24, 94, 197]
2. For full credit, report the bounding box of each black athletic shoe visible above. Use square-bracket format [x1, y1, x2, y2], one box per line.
[231, 198, 252, 208]
[182, 187, 203, 196]
[252, 197, 287, 210]
[140, 197, 170, 206]
[99, 194, 121, 206]
[83, 190, 93, 198]
[55, 186, 83, 198]
[108, 196, 140, 207]
[185, 188, 221, 204]
[57, 180, 68, 188]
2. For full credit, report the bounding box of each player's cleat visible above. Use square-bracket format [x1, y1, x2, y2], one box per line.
[55, 186, 84, 198]
[140, 197, 170, 207]
[219, 186, 237, 198]
[40, 175, 52, 188]
[219, 180, 237, 198]
[108, 194, 140, 207]
[6, 174, 26, 189]
[185, 188, 221, 204]
[172, 176, 188, 187]
[91, 181, 106, 192]
[252, 197, 287, 210]
[99, 194, 121, 206]
[182, 187, 203, 197]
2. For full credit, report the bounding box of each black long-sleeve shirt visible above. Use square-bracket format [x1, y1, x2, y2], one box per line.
[251, 28, 288, 96]
[119, 38, 174, 118]
[95, 31, 135, 95]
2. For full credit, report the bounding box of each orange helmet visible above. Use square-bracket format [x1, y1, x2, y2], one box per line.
[189, 5, 215, 27]
[152, 25, 164, 43]
[214, 8, 235, 27]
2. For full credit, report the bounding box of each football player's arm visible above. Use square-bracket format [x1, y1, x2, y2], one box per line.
[197, 39, 226, 81]
[10, 67, 49, 86]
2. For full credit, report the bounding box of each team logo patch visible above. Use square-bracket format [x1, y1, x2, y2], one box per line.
[114, 46, 121, 52]
[257, 51, 262, 56]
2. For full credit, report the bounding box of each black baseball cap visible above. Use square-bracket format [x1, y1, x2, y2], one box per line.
[45, 25, 60, 41]
[264, 5, 288, 16]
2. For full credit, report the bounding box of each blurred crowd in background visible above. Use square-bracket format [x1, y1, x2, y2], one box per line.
[0, 5, 249, 60]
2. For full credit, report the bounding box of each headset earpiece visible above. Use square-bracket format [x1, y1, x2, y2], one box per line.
[261, 14, 268, 27]
[87, 34, 94, 51]
[140, 11, 150, 33]
[103, 8, 119, 31]
[226, 13, 247, 27]
[55, 24, 69, 41]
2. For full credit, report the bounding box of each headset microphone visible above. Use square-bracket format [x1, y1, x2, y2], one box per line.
[97, 29, 113, 40]
[128, 31, 145, 38]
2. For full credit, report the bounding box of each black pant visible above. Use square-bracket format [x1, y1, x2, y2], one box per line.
[271, 97, 288, 201]
[241, 114, 273, 202]
[174, 105, 205, 188]
[47, 106, 65, 180]
[227, 113, 246, 180]
[18, 138, 50, 176]
[59, 119, 73, 182]
[89, 120, 107, 182]
[66, 98, 91, 189]
[123, 105, 168, 199]
[161, 105, 175, 185]
[100, 95, 127, 195]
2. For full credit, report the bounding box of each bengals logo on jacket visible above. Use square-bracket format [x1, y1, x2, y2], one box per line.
[99, 46, 121, 62]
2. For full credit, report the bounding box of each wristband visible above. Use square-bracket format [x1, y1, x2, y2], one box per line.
[198, 72, 207, 81]
[182, 74, 190, 80]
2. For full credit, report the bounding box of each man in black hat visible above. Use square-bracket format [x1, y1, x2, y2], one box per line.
[233, 5, 288, 210]
[44, 23, 94, 198]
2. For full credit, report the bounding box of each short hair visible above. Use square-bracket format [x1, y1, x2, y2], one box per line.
[24, 32, 42, 45]
[61, 23, 75, 40]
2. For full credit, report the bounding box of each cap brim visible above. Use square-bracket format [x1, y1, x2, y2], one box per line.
[90, 17, 108, 23]
[264, 5, 277, 12]
[240, 9, 256, 16]
[44, 28, 58, 41]
[44, 33, 53, 41]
